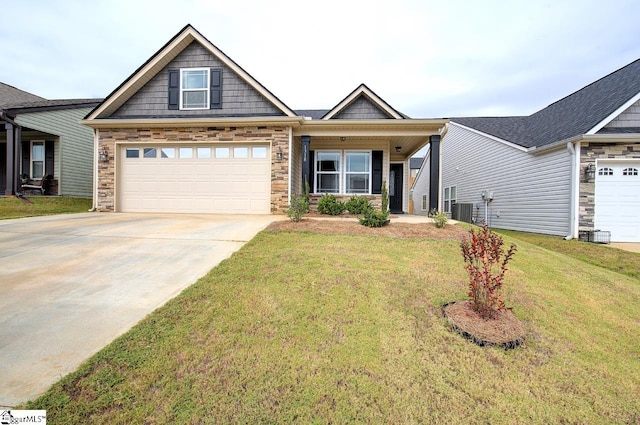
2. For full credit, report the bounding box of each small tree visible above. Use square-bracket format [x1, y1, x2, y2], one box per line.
[381, 180, 389, 213]
[460, 225, 517, 319]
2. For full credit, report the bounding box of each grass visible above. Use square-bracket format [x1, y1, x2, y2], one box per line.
[495, 229, 640, 280]
[23, 228, 640, 423]
[0, 196, 92, 219]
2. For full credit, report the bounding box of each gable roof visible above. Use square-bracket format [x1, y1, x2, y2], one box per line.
[454, 58, 640, 148]
[86, 24, 297, 120]
[322, 84, 405, 120]
[0, 82, 45, 109]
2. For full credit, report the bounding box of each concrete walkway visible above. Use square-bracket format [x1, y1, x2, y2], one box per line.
[0, 213, 282, 407]
[609, 243, 640, 253]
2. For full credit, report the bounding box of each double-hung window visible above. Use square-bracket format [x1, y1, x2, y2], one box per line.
[315, 151, 372, 194]
[31, 141, 45, 179]
[443, 186, 456, 213]
[180, 68, 210, 109]
[316, 151, 341, 193]
[345, 152, 370, 194]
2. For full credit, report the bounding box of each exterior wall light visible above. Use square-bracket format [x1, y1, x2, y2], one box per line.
[585, 163, 596, 181]
[99, 147, 109, 163]
[395, 146, 402, 153]
[276, 147, 283, 161]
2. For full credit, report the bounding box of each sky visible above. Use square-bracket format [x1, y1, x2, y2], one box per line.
[2, 0, 640, 119]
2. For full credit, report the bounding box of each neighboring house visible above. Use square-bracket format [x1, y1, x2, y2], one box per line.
[1, 82, 102, 197]
[408, 156, 423, 188]
[411, 148, 432, 215]
[419, 58, 640, 242]
[82, 24, 447, 215]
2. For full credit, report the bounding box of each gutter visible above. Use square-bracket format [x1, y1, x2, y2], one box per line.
[564, 141, 578, 240]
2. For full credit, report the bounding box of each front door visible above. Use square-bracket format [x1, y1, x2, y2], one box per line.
[389, 163, 403, 213]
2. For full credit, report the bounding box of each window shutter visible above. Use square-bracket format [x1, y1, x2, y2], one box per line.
[21, 141, 29, 177]
[309, 150, 315, 193]
[45, 141, 54, 176]
[210, 68, 222, 109]
[168, 69, 179, 110]
[372, 150, 383, 194]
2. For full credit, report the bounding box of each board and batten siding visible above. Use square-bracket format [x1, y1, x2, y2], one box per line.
[442, 123, 572, 235]
[604, 98, 640, 128]
[112, 42, 283, 118]
[333, 97, 392, 120]
[15, 107, 95, 197]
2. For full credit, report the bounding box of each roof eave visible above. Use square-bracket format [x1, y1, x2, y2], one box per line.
[81, 116, 305, 129]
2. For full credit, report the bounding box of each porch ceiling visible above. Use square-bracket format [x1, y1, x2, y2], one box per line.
[294, 118, 448, 158]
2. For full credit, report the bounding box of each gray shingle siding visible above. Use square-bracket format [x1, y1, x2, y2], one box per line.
[441, 123, 571, 235]
[333, 96, 393, 120]
[111, 42, 284, 118]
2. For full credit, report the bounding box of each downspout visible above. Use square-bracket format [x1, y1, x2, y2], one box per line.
[564, 141, 577, 240]
[89, 129, 99, 211]
[287, 127, 292, 205]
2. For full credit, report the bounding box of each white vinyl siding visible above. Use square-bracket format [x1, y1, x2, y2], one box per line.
[441, 123, 572, 235]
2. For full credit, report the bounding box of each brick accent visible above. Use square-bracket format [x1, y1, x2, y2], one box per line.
[578, 142, 640, 231]
[96, 126, 290, 213]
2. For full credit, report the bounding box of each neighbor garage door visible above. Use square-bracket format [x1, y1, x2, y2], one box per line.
[594, 160, 640, 242]
[118, 144, 271, 214]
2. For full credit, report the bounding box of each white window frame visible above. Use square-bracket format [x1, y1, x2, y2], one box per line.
[443, 186, 456, 213]
[422, 194, 428, 211]
[314, 150, 372, 195]
[180, 68, 210, 110]
[344, 150, 371, 195]
[30, 141, 45, 179]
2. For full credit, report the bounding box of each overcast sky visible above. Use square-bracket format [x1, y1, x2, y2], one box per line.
[2, 0, 640, 118]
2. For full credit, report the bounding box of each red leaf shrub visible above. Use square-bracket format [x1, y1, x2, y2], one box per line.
[460, 225, 517, 319]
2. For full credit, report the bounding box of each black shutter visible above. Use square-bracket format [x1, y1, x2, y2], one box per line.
[45, 140, 54, 176]
[309, 150, 315, 193]
[372, 150, 383, 194]
[210, 68, 222, 109]
[21, 141, 30, 178]
[168, 69, 179, 110]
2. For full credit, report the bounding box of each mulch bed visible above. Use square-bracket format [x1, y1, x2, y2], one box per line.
[443, 301, 526, 349]
[266, 217, 469, 240]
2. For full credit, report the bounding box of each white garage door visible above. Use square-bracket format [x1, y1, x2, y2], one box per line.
[118, 144, 271, 214]
[594, 160, 640, 242]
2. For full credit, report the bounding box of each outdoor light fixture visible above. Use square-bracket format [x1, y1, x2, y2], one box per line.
[276, 147, 283, 161]
[395, 146, 402, 153]
[99, 147, 109, 163]
[340, 137, 346, 142]
[585, 163, 596, 181]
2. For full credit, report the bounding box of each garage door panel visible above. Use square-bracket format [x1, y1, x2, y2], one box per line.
[119, 144, 271, 214]
[595, 160, 640, 242]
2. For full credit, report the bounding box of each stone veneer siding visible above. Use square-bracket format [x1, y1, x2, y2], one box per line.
[96, 126, 290, 213]
[578, 142, 640, 231]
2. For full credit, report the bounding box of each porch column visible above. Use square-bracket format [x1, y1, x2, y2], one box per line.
[429, 134, 441, 211]
[301, 135, 310, 191]
[5, 121, 15, 196]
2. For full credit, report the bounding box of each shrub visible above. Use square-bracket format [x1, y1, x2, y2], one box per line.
[429, 210, 447, 228]
[460, 225, 517, 319]
[381, 180, 389, 213]
[317, 194, 345, 215]
[359, 209, 389, 227]
[345, 196, 373, 215]
[286, 194, 308, 222]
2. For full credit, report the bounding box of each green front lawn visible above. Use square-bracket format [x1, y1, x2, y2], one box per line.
[25, 228, 640, 423]
[495, 229, 640, 280]
[0, 197, 92, 219]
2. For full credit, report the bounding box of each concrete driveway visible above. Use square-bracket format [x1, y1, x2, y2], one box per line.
[0, 212, 281, 407]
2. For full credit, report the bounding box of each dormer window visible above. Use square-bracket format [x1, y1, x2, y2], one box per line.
[181, 68, 209, 109]
[168, 68, 222, 111]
